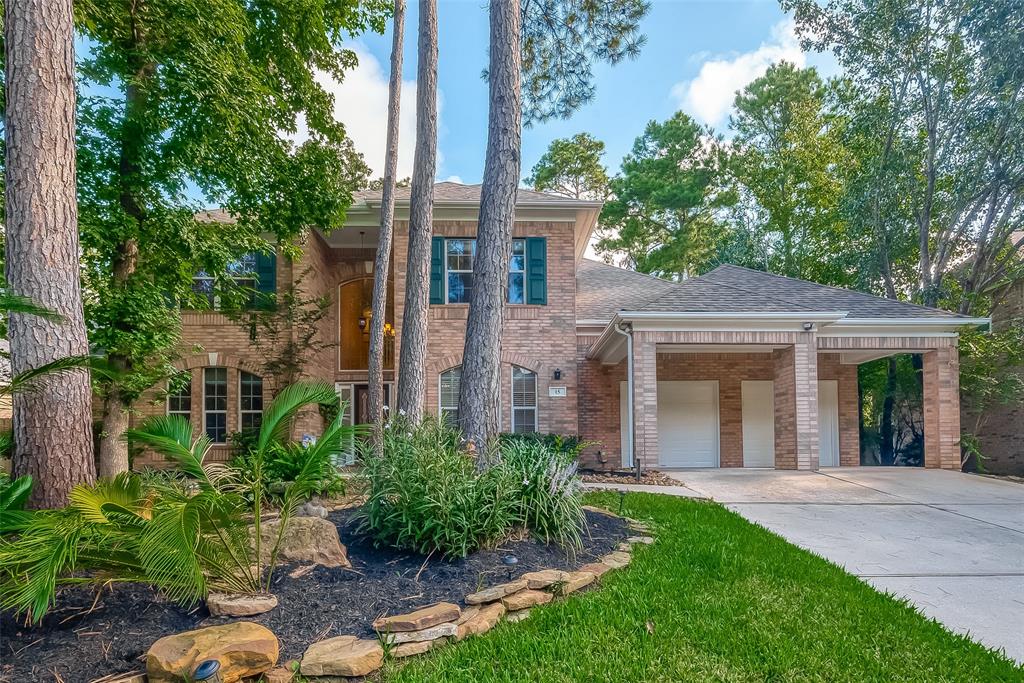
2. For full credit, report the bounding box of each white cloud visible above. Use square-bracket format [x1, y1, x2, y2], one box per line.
[671, 19, 805, 128]
[293, 44, 445, 181]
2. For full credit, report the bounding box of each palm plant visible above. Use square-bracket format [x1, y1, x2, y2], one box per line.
[0, 380, 356, 622]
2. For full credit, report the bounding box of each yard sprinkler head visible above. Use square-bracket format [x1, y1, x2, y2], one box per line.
[193, 659, 222, 683]
[502, 554, 519, 581]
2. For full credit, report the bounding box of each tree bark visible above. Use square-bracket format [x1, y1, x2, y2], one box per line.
[459, 0, 522, 454]
[4, 0, 96, 506]
[368, 0, 405, 444]
[396, 0, 437, 421]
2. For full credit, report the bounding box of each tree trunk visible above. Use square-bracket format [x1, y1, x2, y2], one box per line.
[396, 0, 437, 421]
[458, 0, 522, 455]
[368, 0, 405, 444]
[4, 0, 96, 507]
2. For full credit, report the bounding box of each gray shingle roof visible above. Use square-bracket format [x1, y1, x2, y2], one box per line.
[575, 259, 678, 321]
[697, 265, 968, 319]
[355, 181, 596, 206]
[576, 261, 968, 321]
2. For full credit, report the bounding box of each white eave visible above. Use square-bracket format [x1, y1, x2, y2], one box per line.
[585, 311, 988, 363]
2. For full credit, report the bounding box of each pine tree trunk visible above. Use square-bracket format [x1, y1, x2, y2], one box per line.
[459, 0, 522, 455]
[368, 0, 405, 445]
[4, 0, 96, 507]
[396, 0, 438, 422]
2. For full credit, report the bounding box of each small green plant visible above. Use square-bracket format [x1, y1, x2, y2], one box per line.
[0, 381, 356, 622]
[232, 432, 347, 502]
[498, 432, 593, 464]
[358, 417, 584, 557]
[0, 473, 33, 533]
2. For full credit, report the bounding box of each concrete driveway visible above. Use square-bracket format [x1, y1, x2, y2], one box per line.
[670, 468, 1024, 662]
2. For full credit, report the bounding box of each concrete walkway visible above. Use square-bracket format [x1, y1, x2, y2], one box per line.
[598, 468, 1024, 662]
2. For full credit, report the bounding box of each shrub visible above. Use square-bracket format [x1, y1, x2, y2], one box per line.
[498, 432, 592, 463]
[0, 381, 356, 622]
[232, 438, 346, 502]
[358, 418, 584, 557]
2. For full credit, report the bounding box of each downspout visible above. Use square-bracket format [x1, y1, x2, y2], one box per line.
[613, 321, 640, 482]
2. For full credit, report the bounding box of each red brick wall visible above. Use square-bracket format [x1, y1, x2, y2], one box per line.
[817, 353, 860, 466]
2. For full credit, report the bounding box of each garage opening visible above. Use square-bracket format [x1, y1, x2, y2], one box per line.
[858, 354, 925, 466]
[657, 380, 719, 468]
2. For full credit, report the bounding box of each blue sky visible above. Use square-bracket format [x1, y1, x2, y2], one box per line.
[331, 0, 838, 185]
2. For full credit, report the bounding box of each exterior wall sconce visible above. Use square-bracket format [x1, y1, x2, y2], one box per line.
[553, 368, 562, 380]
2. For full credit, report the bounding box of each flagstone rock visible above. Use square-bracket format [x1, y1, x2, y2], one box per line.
[382, 622, 457, 644]
[506, 609, 532, 623]
[256, 516, 350, 568]
[392, 641, 435, 658]
[600, 551, 632, 569]
[373, 602, 461, 633]
[556, 570, 596, 595]
[501, 589, 553, 611]
[465, 578, 528, 605]
[577, 562, 613, 578]
[616, 542, 632, 552]
[264, 663, 297, 683]
[146, 622, 278, 683]
[627, 536, 655, 545]
[455, 602, 506, 641]
[206, 592, 278, 617]
[300, 636, 383, 677]
[522, 569, 570, 590]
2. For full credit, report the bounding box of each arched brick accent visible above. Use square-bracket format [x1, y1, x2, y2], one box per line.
[174, 352, 264, 377]
[426, 350, 540, 376]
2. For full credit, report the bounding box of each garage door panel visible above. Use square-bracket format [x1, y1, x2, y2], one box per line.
[742, 380, 775, 468]
[658, 381, 719, 468]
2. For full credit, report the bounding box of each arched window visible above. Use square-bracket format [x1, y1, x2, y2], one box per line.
[439, 367, 461, 426]
[239, 371, 264, 432]
[511, 366, 537, 433]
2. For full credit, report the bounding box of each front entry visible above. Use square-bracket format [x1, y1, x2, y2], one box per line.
[657, 381, 720, 468]
[742, 380, 775, 467]
[818, 379, 840, 467]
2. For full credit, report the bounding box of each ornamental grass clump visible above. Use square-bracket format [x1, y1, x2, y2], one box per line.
[358, 417, 585, 557]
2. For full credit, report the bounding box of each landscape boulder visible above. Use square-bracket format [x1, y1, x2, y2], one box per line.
[300, 636, 383, 677]
[206, 592, 278, 617]
[146, 622, 278, 683]
[256, 516, 350, 568]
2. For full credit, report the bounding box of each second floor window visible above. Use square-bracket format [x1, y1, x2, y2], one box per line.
[191, 252, 273, 309]
[438, 238, 532, 305]
[239, 371, 263, 431]
[167, 375, 192, 422]
[204, 367, 228, 443]
[439, 366, 461, 426]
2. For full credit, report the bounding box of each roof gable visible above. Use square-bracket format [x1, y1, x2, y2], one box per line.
[576, 259, 679, 321]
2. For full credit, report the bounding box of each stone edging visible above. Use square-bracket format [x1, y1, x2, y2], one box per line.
[141, 507, 654, 682]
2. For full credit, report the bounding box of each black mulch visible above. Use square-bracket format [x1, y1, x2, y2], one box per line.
[0, 508, 630, 683]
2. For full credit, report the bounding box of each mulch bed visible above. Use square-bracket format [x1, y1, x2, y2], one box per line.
[0, 508, 630, 683]
[581, 469, 681, 487]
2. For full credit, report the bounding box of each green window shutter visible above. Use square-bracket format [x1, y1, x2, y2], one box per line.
[429, 236, 445, 304]
[255, 251, 276, 309]
[526, 237, 547, 305]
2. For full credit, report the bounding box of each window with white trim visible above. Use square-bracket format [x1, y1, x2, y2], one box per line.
[239, 371, 263, 432]
[203, 367, 228, 443]
[439, 367, 461, 426]
[167, 374, 192, 422]
[511, 366, 537, 433]
[444, 238, 526, 304]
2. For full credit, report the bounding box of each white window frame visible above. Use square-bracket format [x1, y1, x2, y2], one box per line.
[511, 365, 538, 433]
[203, 367, 228, 444]
[166, 374, 192, 422]
[443, 238, 526, 305]
[507, 239, 526, 304]
[438, 367, 461, 425]
[238, 371, 264, 433]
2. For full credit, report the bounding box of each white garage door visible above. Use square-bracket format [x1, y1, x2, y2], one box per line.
[658, 381, 719, 468]
[818, 380, 840, 467]
[742, 380, 775, 467]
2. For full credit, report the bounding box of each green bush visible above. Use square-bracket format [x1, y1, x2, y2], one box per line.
[497, 432, 592, 463]
[0, 381, 356, 622]
[358, 418, 584, 557]
[232, 436, 346, 502]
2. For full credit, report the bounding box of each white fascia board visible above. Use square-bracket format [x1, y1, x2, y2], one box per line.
[620, 310, 848, 333]
[821, 317, 990, 337]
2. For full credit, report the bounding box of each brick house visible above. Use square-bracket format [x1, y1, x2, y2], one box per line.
[133, 182, 985, 472]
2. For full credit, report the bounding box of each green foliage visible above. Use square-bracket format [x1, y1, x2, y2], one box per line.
[726, 63, 858, 286]
[231, 433, 347, 502]
[519, 0, 649, 124]
[596, 112, 734, 278]
[358, 418, 585, 557]
[0, 381, 353, 622]
[959, 323, 1024, 468]
[0, 474, 33, 533]
[858, 356, 924, 466]
[497, 432, 592, 463]
[526, 133, 609, 200]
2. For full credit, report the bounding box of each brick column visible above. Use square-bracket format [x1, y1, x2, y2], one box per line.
[923, 346, 961, 469]
[631, 332, 659, 469]
[773, 333, 820, 470]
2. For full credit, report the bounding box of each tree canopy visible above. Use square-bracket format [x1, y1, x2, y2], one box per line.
[526, 132, 609, 200]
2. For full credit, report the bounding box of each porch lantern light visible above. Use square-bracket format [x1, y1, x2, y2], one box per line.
[553, 368, 562, 380]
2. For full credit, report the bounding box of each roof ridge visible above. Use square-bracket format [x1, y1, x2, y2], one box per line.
[709, 264, 967, 317]
[580, 259, 683, 287]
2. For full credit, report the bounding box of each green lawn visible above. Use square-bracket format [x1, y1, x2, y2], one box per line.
[384, 492, 1022, 682]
